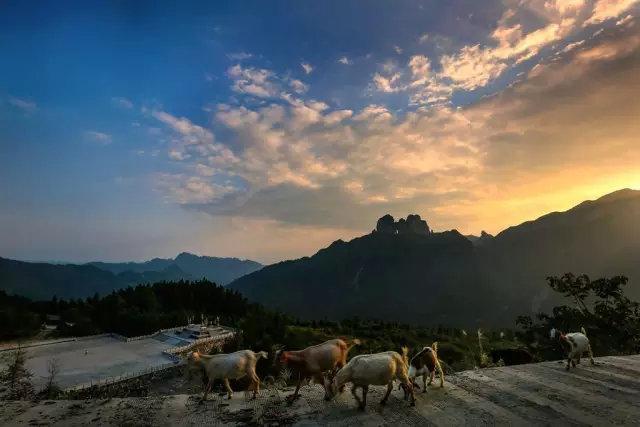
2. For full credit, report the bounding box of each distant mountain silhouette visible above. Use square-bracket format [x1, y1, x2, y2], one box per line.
[89, 252, 263, 285]
[0, 258, 132, 300]
[229, 190, 640, 326]
[0, 253, 263, 300]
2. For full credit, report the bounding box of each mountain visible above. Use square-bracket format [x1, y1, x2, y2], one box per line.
[477, 188, 640, 314]
[229, 189, 640, 327]
[0, 258, 130, 300]
[1, 252, 263, 301]
[88, 252, 263, 285]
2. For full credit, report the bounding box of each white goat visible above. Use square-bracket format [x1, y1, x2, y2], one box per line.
[187, 349, 268, 400]
[550, 327, 595, 370]
[326, 348, 415, 410]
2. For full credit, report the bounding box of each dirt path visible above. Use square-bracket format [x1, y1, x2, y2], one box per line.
[2, 354, 639, 425]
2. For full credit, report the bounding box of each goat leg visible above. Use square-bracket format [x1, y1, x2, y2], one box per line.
[360, 385, 368, 411]
[351, 385, 363, 408]
[223, 378, 233, 400]
[250, 372, 260, 400]
[286, 375, 303, 403]
[380, 383, 392, 405]
[201, 380, 212, 403]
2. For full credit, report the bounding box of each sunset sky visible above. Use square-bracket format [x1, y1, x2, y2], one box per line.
[1, 0, 639, 264]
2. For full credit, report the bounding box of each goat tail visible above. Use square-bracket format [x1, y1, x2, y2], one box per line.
[580, 326, 588, 337]
[257, 351, 268, 360]
[401, 346, 409, 366]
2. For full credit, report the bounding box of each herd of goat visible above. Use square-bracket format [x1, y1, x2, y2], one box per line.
[186, 327, 595, 411]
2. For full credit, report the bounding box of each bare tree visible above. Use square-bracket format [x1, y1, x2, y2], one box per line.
[42, 357, 61, 398]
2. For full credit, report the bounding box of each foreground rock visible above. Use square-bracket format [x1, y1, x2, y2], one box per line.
[2, 354, 640, 425]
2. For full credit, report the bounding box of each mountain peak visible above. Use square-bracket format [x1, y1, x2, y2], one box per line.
[594, 188, 640, 203]
[374, 214, 431, 235]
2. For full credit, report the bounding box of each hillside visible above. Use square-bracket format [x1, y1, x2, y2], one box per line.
[89, 252, 263, 285]
[0, 258, 131, 300]
[229, 189, 640, 326]
[0, 251, 263, 301]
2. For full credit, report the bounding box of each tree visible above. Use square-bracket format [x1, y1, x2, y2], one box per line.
[0, 346, 34, 400]
[517, 274, 640, 359]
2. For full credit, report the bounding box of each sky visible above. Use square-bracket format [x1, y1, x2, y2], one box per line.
[1, 0, 639, 264]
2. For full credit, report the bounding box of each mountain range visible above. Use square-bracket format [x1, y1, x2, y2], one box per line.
[0, 253, 262, 300]
[228, 188, 640, 327]
[2, 189, 639, 325]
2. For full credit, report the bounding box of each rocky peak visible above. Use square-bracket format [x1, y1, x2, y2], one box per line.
[375, 214, 430, 235]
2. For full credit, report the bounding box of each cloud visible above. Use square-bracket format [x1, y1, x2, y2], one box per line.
[561, 40, 586, 53]
[227, 64, 279, 98]
[155, 22, 640, 238]
[151, 110, 238, 169]
[227, 52, 253, 60]
[111, 97, 133, 109]
[152, 110, 214, 145]
[84, 131, 112, 145]
[8, 97, 37, 114]
[288, 78, 309, 94]
[301, 62, 314, 74]
[227, 64, 310, 99]
[157, 174, 238, 204]
[338, 56, 352, 65]
[616, 14, 635, 25]
[373, 72, 403, 92]
[585, 0, 638, 25]
[375, 0, 639, 105]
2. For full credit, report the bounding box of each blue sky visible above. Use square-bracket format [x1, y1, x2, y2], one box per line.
[1, 0, 639, 263]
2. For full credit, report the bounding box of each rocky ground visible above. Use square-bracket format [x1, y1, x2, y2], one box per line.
[1, 354, 640, 426]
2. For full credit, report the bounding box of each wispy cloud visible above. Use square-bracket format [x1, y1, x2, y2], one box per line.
[8, 96, 37, 114]
[301, 62, 314, 74]
[227, 52, 253, 61]
[111, 97, 133, 109]
[84, 131, 112, 145]
[227, 63, 311, 99]
[338, 56, 352, 65]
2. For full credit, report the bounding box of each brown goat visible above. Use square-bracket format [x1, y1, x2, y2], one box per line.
[275, 338, 360, 400]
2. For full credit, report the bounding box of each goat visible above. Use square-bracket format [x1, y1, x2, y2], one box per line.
[406, 342, 444, 392]
[326, 347, 416, 410]
[550, 327, 595, 370]
[187, 349, 268, 401]
[275, 338, 360, 401]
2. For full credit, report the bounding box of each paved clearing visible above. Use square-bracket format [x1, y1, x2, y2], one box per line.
[1, 354, 639, 425]
[0, 336, 175, 390]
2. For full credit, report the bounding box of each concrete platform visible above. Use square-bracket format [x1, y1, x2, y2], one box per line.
[1, 354, 639, 425]
[0, 335, 176, 390]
